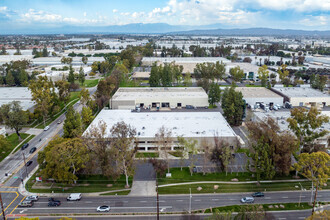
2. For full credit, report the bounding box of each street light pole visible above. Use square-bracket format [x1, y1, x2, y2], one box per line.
[156, 173, 159, 220]
[189, 188, 192, 214]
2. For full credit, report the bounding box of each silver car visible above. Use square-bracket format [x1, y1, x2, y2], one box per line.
[241, 197, 254, 203]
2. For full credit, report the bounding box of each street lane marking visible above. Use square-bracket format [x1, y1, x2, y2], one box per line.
[85, 201, 93, 203]
[10, 195, 25, 215]
[298, 217, 305, 219]
[229, 199, 236, 200]
[176, 200, 183, 202]
[139, 201, 147, 203]
[265, 197, 271, 199]
[278, 218, 286, 220]
[194, 199, 201, 202]
[318, 195, 322, 197]
[16, 206, 173, 210]
[300, 196, 306, 198]
[212, 199, 219, 201]
[0, 191, 19, 216]
[281, 197, 288, 198]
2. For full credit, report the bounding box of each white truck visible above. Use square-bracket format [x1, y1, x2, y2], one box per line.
[67, 193, 81, 201]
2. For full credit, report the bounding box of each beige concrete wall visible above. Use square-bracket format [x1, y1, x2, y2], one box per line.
[290, 97, 330, 107]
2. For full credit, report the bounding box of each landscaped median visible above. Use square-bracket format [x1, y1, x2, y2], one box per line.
[0, 133, 31, 162]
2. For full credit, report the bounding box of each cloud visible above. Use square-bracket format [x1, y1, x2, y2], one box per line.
[255, 0, 330, 12]
[299, 15, 329, 26]
[113, 9, 118, 13]
[19, 9, 104, 25]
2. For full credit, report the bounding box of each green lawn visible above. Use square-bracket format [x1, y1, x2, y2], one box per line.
[100, 190, 131, 196]
[158, 168, 299, 185]
[158, 168, 256, 185]
[0, 133, 29, 162]
[69, 91, 80, 102]
[13, 135, 36, 153]
[26, 173, 132, 193]
[135, 152, 159, 158]
[158, 181, 330, 194]
[82, 79, 99, 88]
[202, 202, 313, 213]
[168, 151, 183, 157]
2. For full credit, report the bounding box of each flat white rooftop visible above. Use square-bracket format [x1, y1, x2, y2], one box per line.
[235, 87, 283, 98]
[0, 87, 35, 110]
[84, 110, 237, 138]
[112, 87, 208, 101]
[142, 57, 230, 64]
[254, 110, 330, 132]
[272, 87, 330, 98]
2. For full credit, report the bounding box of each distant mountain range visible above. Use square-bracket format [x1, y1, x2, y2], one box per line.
[3, 23, 330, 36]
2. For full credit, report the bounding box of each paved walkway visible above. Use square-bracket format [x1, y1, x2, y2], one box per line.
[129, 162, 156, 196]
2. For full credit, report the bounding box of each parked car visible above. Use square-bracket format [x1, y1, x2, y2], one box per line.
[21, 143, 29, 150]
[18, 200, 34, 207]
[48, 197, 60, 202]
[25, 195, 39, 201]
[67, 193, 81, 201]
[48, 201, 61, 206]
[26, 161, 33, 166]
[57, 120, 61, 124]
[252, 192, 264, 197]
[96, 205, 110, 212]
[29, 147, 37, 154]
[186, 105, 194, 109]
[44, 126, 50, 131]
[241, 197, 254, 203]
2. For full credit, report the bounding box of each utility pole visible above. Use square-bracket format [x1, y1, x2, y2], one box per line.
[22, 152, 28, 179]
[0, 193, 6, 220]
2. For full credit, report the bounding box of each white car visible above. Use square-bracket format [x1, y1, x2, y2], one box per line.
[241, 197, 254, 203]
[44, 126, 50, 131]
[96, 205, 110, 212]
[25, 195, 39, 201]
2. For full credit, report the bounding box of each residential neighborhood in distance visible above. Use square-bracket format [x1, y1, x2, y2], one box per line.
[0, 0, 329, 219]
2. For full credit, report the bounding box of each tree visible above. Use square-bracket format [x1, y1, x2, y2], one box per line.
[0, 135, 11, 161]
[6, 71, 15, 85]
[82, 56, 88, 65]
[305, 210, 330, 220]
[63, 105, 82, 138]
[110, 121, 137, 187]
[229, 66, 244, 83]
[81, 106, 94, 129]
[221, 85, 245, 126]
[78, 66, 85, 85]
[258, 65, 269, 87]
[18, 69, 28, 86]
[235, 205, 266, 220]
[277, 64, 289, 85]
[68, 65, 75, 84]
[178, 137, 198, 176]
[42, 46, 48, 57]
[246, 117, 298, 177]
[210, 138, 234, 175]
[29, 76, 58, 126]
[208, 83, 221, 106]
[79, 88, 91, 107]
[207, 210, 232, 220]
[294, 152, 330, 209]
[0, 101, 28, 140]
[183, 72, 192, 87]
[0, 46, 8, 55]
[37, 137, 89, 184]
[149, 158, 168, 177]
[201, 138, 211, 175]
[311, 74, 328, 92]
[249, 138, 276, 181]
[214, 61, 226, 83]
[155, 126, 172, 174]
[287, 107, 329, 153]
[55, 80, 70, 104]
[95, 75, 117, 108]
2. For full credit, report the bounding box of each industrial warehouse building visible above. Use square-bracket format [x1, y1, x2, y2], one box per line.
[141, 57, 230, 73]
[84, 110, 240, 151]
[271, 85, 330, 108]
[235, 87, 284, 107]
[110, 87, 209, 110]
[254, 110, 330, 149]
[0, 87, 35, 111]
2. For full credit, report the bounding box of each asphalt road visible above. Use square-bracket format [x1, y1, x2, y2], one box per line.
[7, 190, 330, 215]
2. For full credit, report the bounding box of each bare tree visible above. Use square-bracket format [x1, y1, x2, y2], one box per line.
[201, 138, 211, 175]
[110, 121, 137, 188]
[155, 126, 172, 174]
[178, 137, 198, 176]
[210, 137, 234, 175]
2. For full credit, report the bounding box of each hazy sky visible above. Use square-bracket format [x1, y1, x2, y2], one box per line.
[0, 0, 329, 31]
